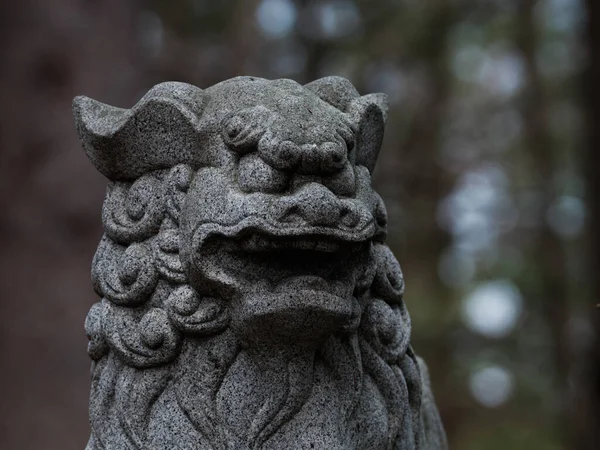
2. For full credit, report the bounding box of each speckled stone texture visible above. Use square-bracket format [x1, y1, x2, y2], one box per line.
[73, 76, 448, 450]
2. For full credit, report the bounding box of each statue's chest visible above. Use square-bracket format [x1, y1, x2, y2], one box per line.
[214, 359, 389, 450]
[264, 373, 389, 450]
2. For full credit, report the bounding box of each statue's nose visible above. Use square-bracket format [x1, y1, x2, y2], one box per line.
[299, 142, 346, 174]
[279, 182, 342, 227]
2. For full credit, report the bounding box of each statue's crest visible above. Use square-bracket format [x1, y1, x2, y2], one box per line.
[74, 76, 447, 450]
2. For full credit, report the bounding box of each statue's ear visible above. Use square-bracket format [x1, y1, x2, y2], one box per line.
[304, 76, 360, 111]
[305, 77, 388, 174]
[348, 93, 388, 174]
[73, 82, 206, 180]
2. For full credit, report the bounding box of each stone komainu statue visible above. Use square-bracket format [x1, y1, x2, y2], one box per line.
[73, 76, 448, 450]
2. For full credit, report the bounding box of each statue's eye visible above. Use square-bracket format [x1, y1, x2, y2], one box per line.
[222, 115, 264, 153]
[225, 116, 245, 139]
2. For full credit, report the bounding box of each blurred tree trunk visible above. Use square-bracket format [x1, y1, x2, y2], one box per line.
[387, 2, 459, 443]
[0, 1, 142, 449]
[516, 0, 571, 446]
[580, 1, 600, 448]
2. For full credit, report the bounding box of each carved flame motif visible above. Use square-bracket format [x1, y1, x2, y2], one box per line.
[75, 76, 447, 450]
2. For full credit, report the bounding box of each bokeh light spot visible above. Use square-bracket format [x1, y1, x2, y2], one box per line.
[469, 365, 514, 407]
[255, 0, 297, 39]
[546, 195, 586, 239]
[462, 279, 523, 338]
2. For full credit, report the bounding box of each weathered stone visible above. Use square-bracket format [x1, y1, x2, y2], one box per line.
[74, 76, 448, 450]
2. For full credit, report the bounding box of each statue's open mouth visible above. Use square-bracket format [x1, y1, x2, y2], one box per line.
[191, 218, 375, 283]
[234, 232, 368, 298]
[193, 225, 371, 290]
[190, 220, 373, 343]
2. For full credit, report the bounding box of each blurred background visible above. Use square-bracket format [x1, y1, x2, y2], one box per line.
[0, 0, 598, 449]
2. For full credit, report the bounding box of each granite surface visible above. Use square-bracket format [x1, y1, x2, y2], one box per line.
[74, 76, 448, 449]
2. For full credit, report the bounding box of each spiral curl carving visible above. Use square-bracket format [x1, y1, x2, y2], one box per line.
[102, 173, 166, 244]
[89, 164, 222, 369]
[92, 237, 158, 307]
[165, 164, 193, 225]
[371, 242, 405, 304]
[85, 302, 109, 361]
[153, 229, 186, 283]
[101, 301, 182, 369]
[361, 300, 411, 364]
[165, 285, 230, 335]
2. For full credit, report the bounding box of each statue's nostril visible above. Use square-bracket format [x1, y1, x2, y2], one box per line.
[320, 142, 346, 171]
[340, 207, 360, 228]
[278, 204, 303, 224]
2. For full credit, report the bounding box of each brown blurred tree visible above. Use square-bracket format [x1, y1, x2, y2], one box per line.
[582, 1, 600, 448]
[516, 0, 571, 443]
[0, 1, 143, 449]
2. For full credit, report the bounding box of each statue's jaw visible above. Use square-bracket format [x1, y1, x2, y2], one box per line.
[232, 289, 361, 345]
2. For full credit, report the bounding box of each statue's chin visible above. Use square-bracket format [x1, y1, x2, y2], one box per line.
[232, 288, 359, 346]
